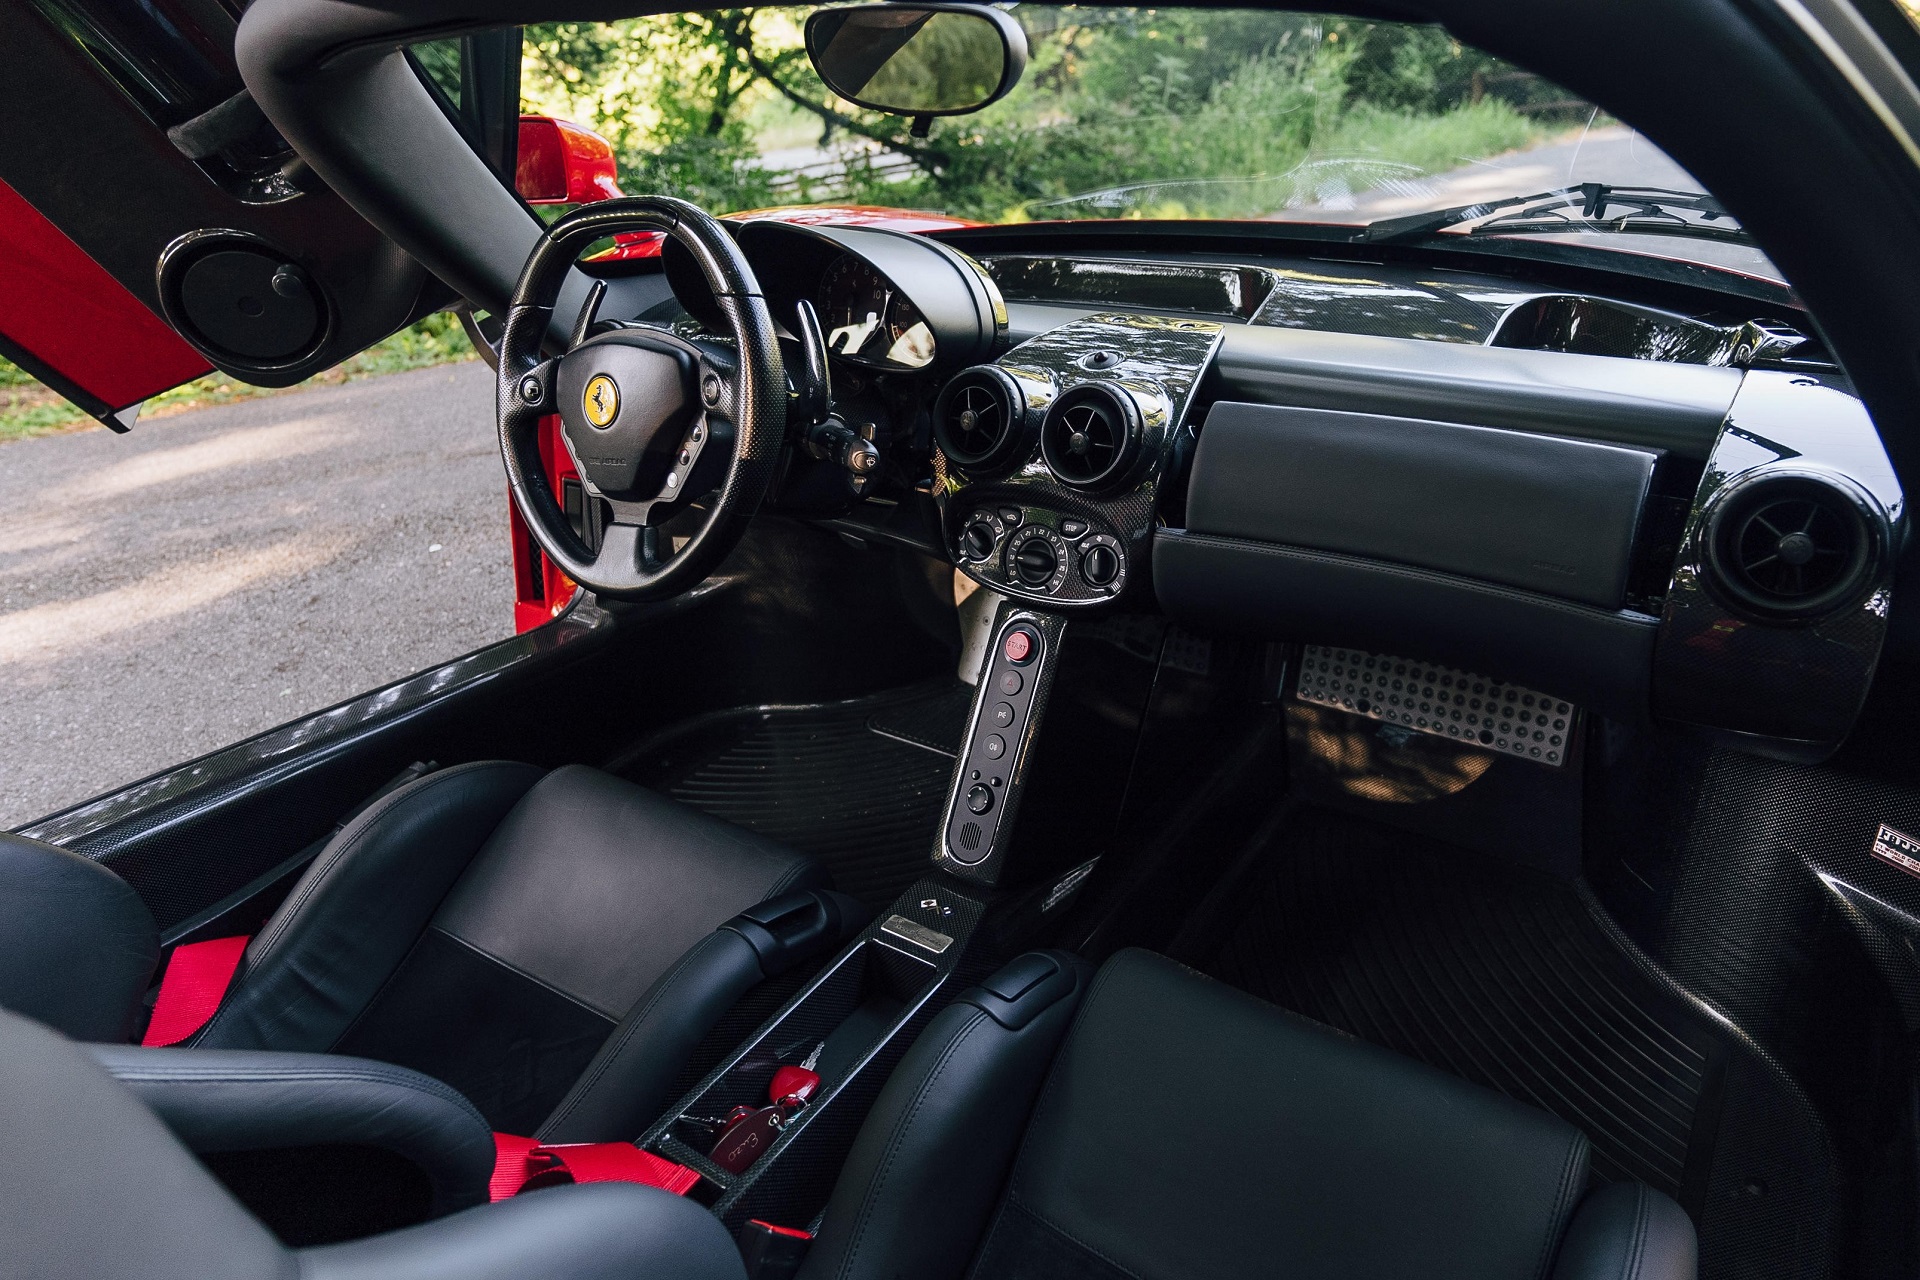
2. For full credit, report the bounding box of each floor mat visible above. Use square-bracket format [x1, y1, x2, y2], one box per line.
[1192, 807, 1836, 1280]
[620, 683, 970, 907]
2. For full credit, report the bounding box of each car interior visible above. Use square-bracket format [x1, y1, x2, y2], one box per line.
[8, 0, 1920, 1277]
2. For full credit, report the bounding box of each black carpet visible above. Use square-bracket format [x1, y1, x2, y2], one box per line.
[622, 683, 970, 907]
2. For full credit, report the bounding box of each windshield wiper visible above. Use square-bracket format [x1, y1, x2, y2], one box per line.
[1361, 183, 1747, 246]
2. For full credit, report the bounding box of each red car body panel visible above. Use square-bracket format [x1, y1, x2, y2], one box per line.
[0, 178, 210, 422]
[517, 117, 622, 205]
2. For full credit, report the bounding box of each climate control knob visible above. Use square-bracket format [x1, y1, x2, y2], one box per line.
[1077, 533, 1125, 593]
[960, 518, 997, 562]
[1081, 543, 1120, 587]
[1013, 537, 1058, 587]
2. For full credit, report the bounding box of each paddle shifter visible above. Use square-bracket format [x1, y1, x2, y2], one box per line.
[792, 300, 879, 494]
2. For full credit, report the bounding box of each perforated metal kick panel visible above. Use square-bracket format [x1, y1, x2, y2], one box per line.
[1296, 645, 1576, 766]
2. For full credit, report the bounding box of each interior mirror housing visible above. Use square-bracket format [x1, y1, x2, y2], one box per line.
[515, 115, 622, 205]
[804, 4, 1028, 120]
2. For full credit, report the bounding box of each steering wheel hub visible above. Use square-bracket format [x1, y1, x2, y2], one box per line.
[556, 335, 698, 498]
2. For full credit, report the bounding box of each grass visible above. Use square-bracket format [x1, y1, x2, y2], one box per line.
[0, 310, 480, 445]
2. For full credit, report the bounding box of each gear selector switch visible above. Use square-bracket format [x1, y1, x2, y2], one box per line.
[942, 610, 1060, 880]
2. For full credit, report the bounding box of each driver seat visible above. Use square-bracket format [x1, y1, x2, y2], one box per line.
[0, 762, 859, 1139]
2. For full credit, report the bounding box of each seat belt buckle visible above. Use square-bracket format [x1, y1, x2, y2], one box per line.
[738, 1219, 811, 1280]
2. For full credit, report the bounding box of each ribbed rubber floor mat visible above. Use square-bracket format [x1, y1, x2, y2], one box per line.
[628, 684, 968, 907]
[1197, 808, 1835, 1280]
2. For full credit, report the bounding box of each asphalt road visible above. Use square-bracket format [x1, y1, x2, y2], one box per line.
[0, 361, 513, 829]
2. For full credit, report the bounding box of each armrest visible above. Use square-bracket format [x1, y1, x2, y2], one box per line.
[538, 888, 868, 1144]
[86, 1045, 495, 1216]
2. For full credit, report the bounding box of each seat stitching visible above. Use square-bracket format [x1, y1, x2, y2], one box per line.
[835, 1007, 990, 1280]
[105, 1074, 480, 1113]
[104, 1068, 489, 1130]
[1625, 1184, 1651, 1280]
[1534, 1135, 1588, 1280]
[997, 1198, 1146, 1280]
[767, 857, 820, 897]
[428, 926, 624, 1020]
[537, 929, 736, 1139]
[193, 762, 530, 1045]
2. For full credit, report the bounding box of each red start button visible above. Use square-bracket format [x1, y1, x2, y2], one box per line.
[1003, 629, 1035, 664]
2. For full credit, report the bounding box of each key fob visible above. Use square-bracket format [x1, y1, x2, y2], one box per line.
[710, 1104, 786, 1173]
[769, 1064, 821, 1105]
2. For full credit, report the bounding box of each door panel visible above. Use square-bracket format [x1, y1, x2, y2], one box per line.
[0, 0, 510, 419]
[0, 178, 208, 426]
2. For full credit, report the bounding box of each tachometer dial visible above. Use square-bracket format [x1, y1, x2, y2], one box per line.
[821, 256, 891, 362]
[885, 293, 936, 368]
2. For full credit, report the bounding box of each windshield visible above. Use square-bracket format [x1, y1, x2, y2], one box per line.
[521, 6, 1784, 284]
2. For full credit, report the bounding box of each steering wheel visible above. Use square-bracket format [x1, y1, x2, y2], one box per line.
[497, 196, 784, 601]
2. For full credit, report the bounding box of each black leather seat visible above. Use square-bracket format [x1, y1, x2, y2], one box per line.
[0, 1006, 744, 1280]
[0, 763, 860, 1140]
[0, 947, 1696, 1279]
[800, 948, 1696, 1280]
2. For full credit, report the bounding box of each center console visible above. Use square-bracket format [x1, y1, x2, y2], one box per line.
[616, 595, 1100, 1242]
[599, 318, 1234, 1249]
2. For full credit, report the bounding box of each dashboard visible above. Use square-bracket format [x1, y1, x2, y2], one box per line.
[639, 220, 1903, 764]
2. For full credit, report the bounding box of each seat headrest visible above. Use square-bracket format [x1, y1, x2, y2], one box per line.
[0, 834, 158, 1041]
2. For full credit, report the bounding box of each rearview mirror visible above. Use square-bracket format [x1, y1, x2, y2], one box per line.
[805, 4, 1028, 123]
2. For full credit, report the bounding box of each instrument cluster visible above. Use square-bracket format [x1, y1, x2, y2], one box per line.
[819, 255, 936, 370]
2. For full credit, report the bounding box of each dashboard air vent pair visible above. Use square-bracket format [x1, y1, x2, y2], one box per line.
[1703, 472, 1885, 620]
[934, 366, 1140, 489]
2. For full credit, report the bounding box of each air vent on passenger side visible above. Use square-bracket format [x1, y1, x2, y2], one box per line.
[1704, 471, 1884, 620]
[933, 366, 1027, 472]
[1041, 383, 1141, 489]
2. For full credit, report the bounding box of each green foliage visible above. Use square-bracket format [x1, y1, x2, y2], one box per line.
[3, 9, 1573, 442]
[518, 8, 1555, 221]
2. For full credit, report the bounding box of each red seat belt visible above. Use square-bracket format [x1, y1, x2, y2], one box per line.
[141, 935, 248, 1046]
[490, 1133, 701, 1201]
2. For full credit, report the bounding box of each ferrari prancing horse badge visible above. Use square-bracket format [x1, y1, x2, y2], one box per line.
[583, 374, 619, 428]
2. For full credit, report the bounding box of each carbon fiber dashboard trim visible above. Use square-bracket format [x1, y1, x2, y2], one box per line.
[1652, 372, 1902, 756]
[936, 312, 1223, 609]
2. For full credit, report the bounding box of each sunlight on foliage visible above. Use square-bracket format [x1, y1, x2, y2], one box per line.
[518, 7, 1566, 221]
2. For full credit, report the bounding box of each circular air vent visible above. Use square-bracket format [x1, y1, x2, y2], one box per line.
[933, 366, 1027, 471]
[1704, 471, 1884, 620]
[1041, 383, 1141, 489]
